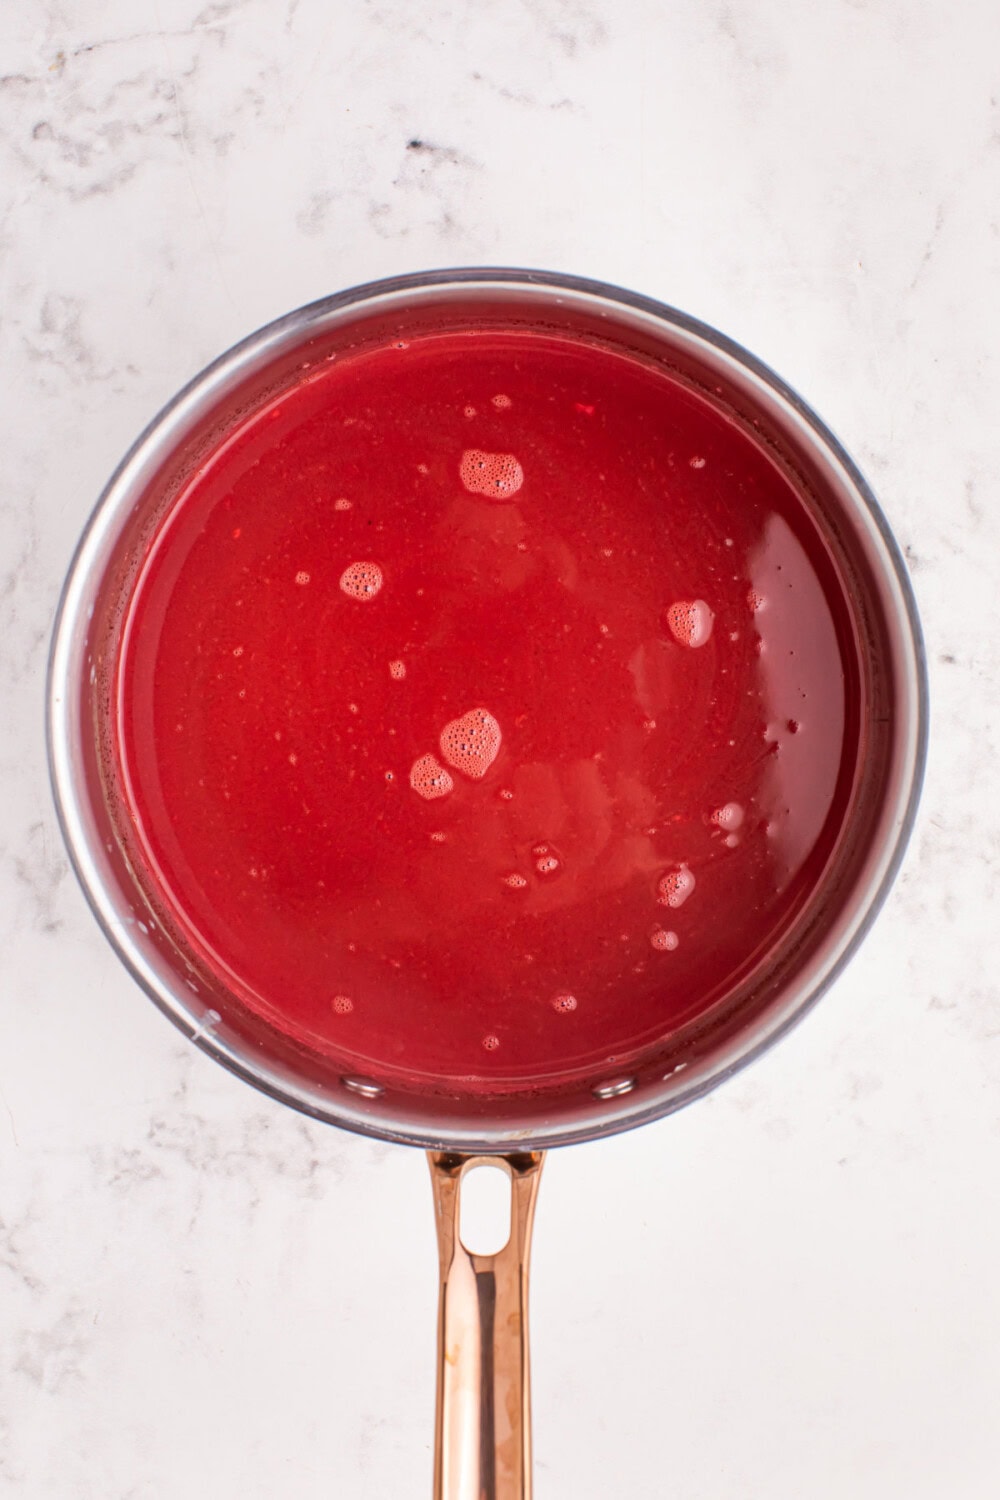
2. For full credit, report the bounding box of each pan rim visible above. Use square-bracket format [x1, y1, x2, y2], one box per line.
[47, 266, 928, 1152]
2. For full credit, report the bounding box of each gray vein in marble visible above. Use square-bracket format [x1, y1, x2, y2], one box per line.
[368, 137, 482, 243]
[909, 202, 948, 290]
[14, 1306, 92, 1395]
[470, 69, 581, 112]
[4, 71, 178, 203]
[6, 822, 69, 936]
[0, 507, 56, 706]
[359, 0, 606, 57]
[0, 21, 272, 208]
[518, 0, 608, 53]
[0, 1203, 44, 1296]
[0, 1076, 19, 1147]
[19, 293, 119, 382]
[85, 1051, 386, 1232]
[712, 2, 788, 91]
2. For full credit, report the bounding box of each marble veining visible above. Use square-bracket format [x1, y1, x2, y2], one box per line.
[2, 0, 999, 1495]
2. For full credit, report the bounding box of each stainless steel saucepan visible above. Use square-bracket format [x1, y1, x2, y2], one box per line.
[48, 269, 927, 1498]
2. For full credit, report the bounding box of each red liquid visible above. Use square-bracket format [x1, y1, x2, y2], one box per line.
[114, 330, 858, 1087]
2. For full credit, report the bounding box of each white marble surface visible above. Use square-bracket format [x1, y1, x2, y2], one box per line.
[2, 1, 998, 1494]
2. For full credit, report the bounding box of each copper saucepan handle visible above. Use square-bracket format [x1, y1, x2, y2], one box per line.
[428, 1151, 546, 1500]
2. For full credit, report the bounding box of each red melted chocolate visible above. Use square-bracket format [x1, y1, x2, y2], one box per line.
[114, 330, 858, 1087]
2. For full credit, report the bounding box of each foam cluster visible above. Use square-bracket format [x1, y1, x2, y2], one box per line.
[439, 708, 502, 780]
[711, 802, 745, 834]
[460, 449, 524, 500]
[409, 754, 454, 800]
[657, 864, 696, 909]
[532, 842, 562, 876]
[339, 561, 383, 601]
[664, 599, 714, 648]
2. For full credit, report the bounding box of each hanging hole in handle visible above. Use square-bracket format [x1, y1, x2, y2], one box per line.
[459, 1163, 513, 1256]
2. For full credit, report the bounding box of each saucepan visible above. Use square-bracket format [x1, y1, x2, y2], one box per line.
[47, 269, 927, 1497]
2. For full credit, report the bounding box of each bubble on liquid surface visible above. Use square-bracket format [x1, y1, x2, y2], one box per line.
[531, 842, 563, 877]
[664, 600, 714, 648]
[295, 570, 310, 585]
[504, 872, 528, 889]
[334, 497, 352, 511]
[389, 659, 406, 680]
[331, 995, 354, 1015]
[650, 928, 679, 952]
[552, 993, 578, 1013]
[482, 1033, 500, 1051]
[409, 754, 454, 800]
[460, 449, 524, 500]
[688, 455, 707, 469]
[658, 864, 696, 909]
[748, 588, 765, 612]
[491, 393, 512, 409]
[340, 561, 383, 601]
[710, 802, 744, 831]
[439, 708, 502, 780]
